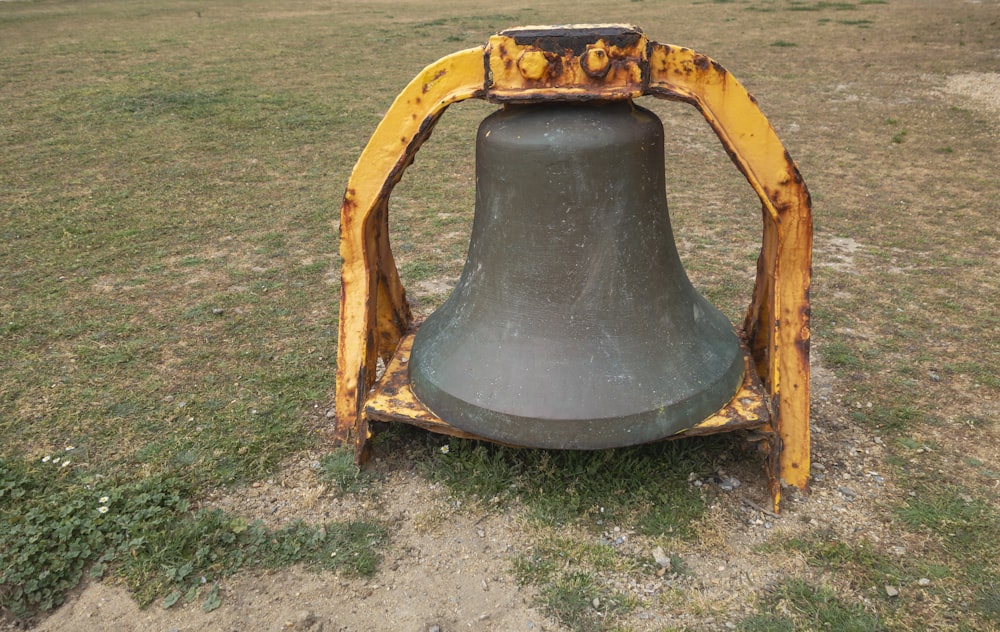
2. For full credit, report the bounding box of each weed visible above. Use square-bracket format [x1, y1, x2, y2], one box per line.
[0, 456, 385, 620]
[320, 447, 375, 495]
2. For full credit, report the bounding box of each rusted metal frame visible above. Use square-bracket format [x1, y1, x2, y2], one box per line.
[644, 43, 813, 506]
[364, 330, 771, 443]
[335, 48, 487, 461]
[486, 25, 648, 103]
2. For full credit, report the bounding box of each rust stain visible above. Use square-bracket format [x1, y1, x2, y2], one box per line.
[422, 69, 448, 94]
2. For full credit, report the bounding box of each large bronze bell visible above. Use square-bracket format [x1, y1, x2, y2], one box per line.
[408, 100, 745, 449]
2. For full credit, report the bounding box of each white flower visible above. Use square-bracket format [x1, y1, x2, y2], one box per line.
[98, 506, 109, 514]
[42, 455, 51, 463]
[52, 456, 60, 463]
[61, 460, 70, 467]
[99, 496, 110, 504]
[65, 445, 74, 451]
[440, 445, 450, 454]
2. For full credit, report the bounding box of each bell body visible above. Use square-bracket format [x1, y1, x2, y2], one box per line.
[408, 101, 744, 449]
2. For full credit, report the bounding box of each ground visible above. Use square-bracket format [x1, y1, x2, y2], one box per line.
[3, 0, 999, 630]
[22, 363, 914, 632]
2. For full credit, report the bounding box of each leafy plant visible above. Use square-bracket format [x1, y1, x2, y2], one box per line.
[0, 456, 385, 620]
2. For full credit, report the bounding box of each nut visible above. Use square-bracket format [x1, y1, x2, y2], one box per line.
[581, 46, 611, 78]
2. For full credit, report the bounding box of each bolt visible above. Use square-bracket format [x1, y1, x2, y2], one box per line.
[517, 50, 549, 81]
[581, 46, 611, 78]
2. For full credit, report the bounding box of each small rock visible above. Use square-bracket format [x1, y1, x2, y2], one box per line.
[427, 625, 441, 632]
[838, 486, 857, 499]
[652, 546, 672, 569]
[885, 585, 899, 598]
[592, 597, 600, 608]
[918, 578, 931, 586]
[285, 610, 320, 631]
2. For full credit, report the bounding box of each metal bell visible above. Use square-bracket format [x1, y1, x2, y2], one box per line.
[408, 100, 744, 449]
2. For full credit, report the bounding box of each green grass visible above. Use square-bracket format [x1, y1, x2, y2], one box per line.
[422, 437, 718, 534]
[513, 536, 641, 632]
[786, 1, 858, 11]
[895, 483, 1000, 564]
[0, 456, 384, 617]
[743, 579, 885, 631]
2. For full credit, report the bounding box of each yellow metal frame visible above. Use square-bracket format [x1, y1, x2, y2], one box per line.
[335, 26, 812, 511]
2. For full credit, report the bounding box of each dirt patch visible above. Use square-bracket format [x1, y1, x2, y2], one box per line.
[30, 466, 563, 632]
[941, 72, 1000, 116]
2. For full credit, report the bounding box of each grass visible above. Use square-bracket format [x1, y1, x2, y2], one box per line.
[513, 536, 642, 632]
[422, 437, 718, 534]
[3, 0, 1000, 629]
[0, 456, 384, 617]
[742, 579, 885, 631]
